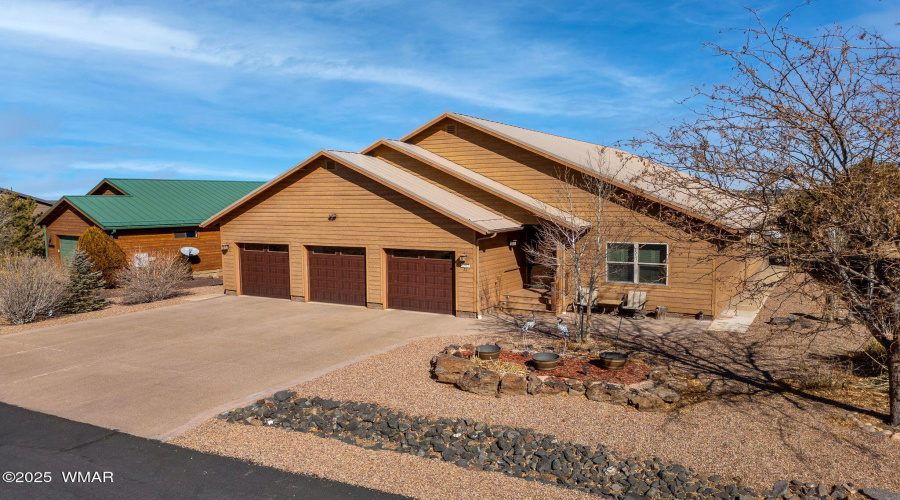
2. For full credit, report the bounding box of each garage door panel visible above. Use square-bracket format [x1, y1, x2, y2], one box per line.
[308, 248, 366, 306]
[387, 250, 454, 315]
[240, 246, 291, 300]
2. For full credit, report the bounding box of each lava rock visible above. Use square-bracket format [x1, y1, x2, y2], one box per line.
[862, 488, 900, 500]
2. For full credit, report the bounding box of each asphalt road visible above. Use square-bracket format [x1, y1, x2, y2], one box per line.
[0, 402, 405, 499]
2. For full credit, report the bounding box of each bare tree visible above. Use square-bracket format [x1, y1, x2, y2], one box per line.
[524, 163, 632, 343]
[629, 10, 900, 426]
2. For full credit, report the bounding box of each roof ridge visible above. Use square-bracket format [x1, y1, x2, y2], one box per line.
[104, 178, 265, 183]
[448, 112, 615, 150]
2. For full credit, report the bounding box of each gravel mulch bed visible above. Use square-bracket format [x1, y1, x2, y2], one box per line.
[0, 285, 223, 335]
[215, 393, 861, 499]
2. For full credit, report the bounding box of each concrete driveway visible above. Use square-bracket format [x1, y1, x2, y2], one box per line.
[0, 296, 482, 440]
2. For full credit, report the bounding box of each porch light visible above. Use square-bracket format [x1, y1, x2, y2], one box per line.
[458, 253, 467, 263]
[328, 213, 338, 221]
[221, 244, 230, 252]
[508, 238, 518, 246]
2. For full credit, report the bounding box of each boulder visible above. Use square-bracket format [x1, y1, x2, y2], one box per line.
[542, 379, 568, 395]
[629, 391, 665, 411]
[432, 354, 475, 384]
[625, 379, 655, 392]
[500, 374, 527, 396]
[567, 380, 585, 397]
[650, 386, 681, 404]
[585, 381, 611, 402]
[457, 368, 501, 396]
[527, 374, 543, 395]
[648, 367, 670, 384]
[496, 340, 515, 350]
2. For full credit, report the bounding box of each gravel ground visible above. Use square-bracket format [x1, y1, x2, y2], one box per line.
[0, 285, 223, 335]
[173, 281, 900, 497]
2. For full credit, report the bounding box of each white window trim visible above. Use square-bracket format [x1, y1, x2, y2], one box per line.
[605, 242, 669, 286]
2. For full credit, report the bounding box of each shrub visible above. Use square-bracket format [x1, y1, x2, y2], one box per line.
[62, 249, 106, 313]
[118, 251, 190, 304]
[77, 227, 127, 286]
[0, 253, 69, 324]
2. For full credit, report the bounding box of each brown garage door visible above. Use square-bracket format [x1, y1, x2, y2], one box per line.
[240, 244, 291, 299]
[308, 246, 366, 306]
[387, 250, 454, 315]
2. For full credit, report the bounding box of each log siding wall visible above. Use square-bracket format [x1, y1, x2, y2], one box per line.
[43, 204, 223, 272]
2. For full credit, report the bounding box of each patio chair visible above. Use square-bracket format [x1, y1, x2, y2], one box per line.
[619, 291, 648, 318]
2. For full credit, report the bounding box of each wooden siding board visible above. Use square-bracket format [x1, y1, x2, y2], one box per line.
[411, 120, 719, 316]
[219, 158, 478, 315]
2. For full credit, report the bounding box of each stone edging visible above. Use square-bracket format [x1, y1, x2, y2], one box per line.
[432, 345, 684, 411]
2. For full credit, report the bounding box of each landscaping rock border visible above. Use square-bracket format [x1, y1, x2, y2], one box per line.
[431, 345, 694, 411]
[222, 393, 880, 500]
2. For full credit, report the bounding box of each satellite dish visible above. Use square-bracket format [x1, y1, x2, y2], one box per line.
[180, 246, 200, 257]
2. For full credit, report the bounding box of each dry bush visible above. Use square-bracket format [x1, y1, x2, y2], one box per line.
[77, 227, 127, 287]
[0, 253, 70, 325]
[118, 251, 190, 304]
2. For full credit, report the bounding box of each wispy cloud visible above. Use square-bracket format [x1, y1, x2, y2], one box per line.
[0, 0, 666, 115]
[69, 160, 268, 180]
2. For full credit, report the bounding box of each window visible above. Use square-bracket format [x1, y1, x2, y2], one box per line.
[391, 249, 453, 260]
[174, 230, 198, 239]
[606, 243, 668, 285]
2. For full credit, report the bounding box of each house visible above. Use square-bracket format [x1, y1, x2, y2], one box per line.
[1, 189, 55, 216]
[203, 112, 765, 316]
[37, 178, 265, 276]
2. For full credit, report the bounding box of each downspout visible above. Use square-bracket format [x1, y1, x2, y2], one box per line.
[474, 232, 498, 319]
[42, 226, 48, 259]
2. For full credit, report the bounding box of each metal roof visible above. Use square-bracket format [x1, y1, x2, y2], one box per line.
[418, 112, 752, 230]
[325, 151, 521, 233]
[380, 139, 590, 230]
[0, 189, 55, 206]
[39, 179, 265, 230]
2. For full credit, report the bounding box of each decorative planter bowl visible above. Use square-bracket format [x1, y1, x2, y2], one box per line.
[596, 352, 628, 371]
[532, 352, 560, 371]
[475, 344, 501, 361]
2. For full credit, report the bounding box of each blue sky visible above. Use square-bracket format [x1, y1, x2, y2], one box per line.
[0, 0, 896, 199]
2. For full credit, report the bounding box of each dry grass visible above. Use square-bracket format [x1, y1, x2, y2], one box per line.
[0, 284, 222, 335]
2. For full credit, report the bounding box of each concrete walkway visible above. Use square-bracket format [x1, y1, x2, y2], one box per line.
[0, 296, 483, 440]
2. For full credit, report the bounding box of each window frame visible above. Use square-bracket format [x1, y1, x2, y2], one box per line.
[174, 230, 198, 239]
[605, 242, 669, 286]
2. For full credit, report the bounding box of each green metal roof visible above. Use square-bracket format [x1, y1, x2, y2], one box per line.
[44, 178, 265, 230]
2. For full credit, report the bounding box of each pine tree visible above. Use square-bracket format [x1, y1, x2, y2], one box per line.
[76, 227, 127, 286]
[62, 249, 106, 313]
[0, 190, 42, 256]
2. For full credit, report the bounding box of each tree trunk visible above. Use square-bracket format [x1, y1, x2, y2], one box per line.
[890, 340, 900, 428]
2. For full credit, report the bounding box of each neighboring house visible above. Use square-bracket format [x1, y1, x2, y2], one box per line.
[1, 189, 55, 216]
[203, 112, 765, 317]
[37, 178, 265, 276]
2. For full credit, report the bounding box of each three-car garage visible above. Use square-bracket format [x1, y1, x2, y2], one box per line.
[238, 244, 455, 315]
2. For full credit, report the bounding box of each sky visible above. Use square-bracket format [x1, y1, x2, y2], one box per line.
[0, 0, 897, 200]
